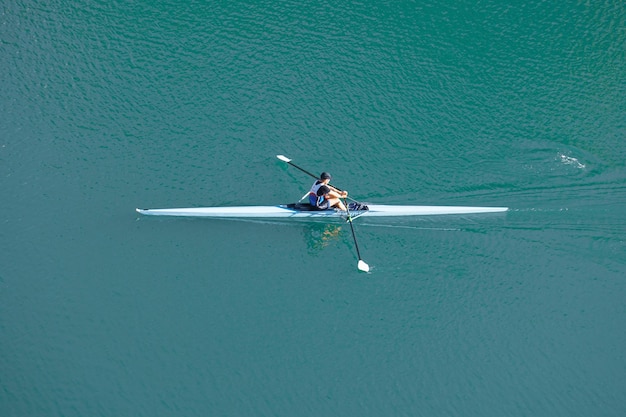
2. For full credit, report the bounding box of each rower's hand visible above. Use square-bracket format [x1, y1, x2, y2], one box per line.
[342, 191, 348, 198]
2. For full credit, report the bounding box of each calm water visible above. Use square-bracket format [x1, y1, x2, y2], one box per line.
[2, 1, 625, 416]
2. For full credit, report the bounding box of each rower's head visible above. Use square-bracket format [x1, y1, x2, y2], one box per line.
[317, 185, 331, 196]
[320, 172, 331, 182]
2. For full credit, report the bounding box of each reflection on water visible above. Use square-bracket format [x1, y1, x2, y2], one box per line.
[302, 222, 343, 255]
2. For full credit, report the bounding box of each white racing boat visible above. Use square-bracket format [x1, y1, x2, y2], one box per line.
[137, 155, 508, 272]
[135, 203, 508, 219]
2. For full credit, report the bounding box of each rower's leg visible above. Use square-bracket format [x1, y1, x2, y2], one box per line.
[328, 198, 347, 211]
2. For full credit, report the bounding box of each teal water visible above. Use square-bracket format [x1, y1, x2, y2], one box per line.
[2, 1, 625, 416]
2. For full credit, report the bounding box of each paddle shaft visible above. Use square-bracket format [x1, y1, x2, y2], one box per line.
[347, 214, 363, 260]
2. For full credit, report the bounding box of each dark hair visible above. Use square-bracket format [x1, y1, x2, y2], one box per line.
[320, 172, 331, 180]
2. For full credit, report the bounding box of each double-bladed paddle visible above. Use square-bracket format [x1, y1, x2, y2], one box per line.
[277, 154, 370, 272]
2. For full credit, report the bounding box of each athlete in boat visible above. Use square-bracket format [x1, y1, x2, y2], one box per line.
[308, 172, 348, 211]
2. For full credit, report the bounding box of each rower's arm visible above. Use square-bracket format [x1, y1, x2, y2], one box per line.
[328, 188, 348, 198]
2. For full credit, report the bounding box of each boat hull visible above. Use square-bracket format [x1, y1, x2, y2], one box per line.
[136, 204, 508, 218]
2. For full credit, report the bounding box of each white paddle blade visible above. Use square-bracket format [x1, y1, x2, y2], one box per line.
[276, 155, 291, 163]
[358, 260, 370, 272]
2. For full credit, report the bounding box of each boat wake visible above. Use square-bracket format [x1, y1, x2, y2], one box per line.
[360, 223, 461, 232]
[558, 153, 586, 169]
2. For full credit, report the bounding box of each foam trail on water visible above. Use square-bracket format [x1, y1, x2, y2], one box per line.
[559, 154, 586, 169]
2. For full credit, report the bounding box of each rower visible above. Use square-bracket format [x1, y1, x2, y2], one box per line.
[309, 172, 348, 211]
